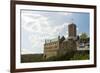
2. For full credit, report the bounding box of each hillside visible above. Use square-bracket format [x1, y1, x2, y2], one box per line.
[21, 51, 89, 63]
[21, 54, 43, 63]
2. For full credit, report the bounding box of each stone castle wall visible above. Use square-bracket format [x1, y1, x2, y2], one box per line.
[44, 23, 77, 59]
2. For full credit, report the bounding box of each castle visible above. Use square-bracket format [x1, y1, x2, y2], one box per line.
[43, 23, 78, 59]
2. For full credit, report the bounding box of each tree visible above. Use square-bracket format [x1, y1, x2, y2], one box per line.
[79, 33, 88, 43]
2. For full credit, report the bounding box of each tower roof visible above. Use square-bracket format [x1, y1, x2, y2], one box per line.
[69, 23, 76, 26]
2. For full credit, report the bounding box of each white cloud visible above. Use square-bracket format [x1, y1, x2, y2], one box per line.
[22, 11, 48, 33]
[21, 48, 32, 54]
[21, 10, 70, 37]
[21, 10, 70, 54]
[21, 48, 43, 54]
[57, 12, 72, 16]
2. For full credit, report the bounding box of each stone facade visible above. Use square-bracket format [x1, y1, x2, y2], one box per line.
[68, 23, 76, 37]
[44, 23, 77, 59]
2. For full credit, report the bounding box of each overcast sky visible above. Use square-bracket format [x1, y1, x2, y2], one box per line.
[21, 9, 89, 54]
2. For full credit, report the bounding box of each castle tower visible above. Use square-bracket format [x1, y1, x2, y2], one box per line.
[68, 23, 77, 40]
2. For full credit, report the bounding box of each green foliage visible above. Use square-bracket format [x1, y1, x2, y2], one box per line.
[46, 51, 89, 61]
[70, 52, 89, 60]
[80, 33, 88, 39]
[21, 51, 89, 63]
[21, 54, 43, 63]
[80, 33, 89, 43]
